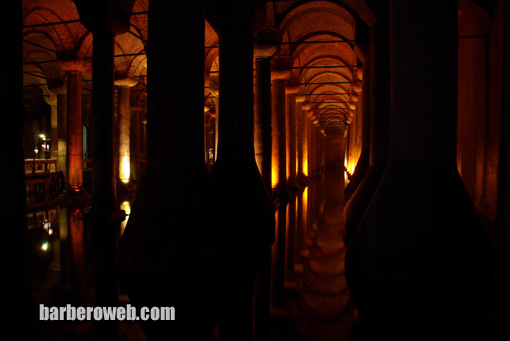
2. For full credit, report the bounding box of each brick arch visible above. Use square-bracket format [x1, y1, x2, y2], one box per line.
[23, 4, 88, 56]
[278, 1, 356, 43]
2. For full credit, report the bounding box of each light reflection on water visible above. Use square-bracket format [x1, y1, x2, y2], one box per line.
[26, 194, 132, 308]
[26, 174, 355, 339]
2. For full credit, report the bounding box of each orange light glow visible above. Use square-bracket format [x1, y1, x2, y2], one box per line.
[120, 201, 131, 236]
[120, 156, 130, 184]
[272, 165, 278, 188]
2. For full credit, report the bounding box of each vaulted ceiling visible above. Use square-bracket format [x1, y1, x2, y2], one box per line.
[22, 0, 375, 134]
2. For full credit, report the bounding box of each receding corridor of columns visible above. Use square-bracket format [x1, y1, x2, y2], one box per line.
[8, 1, 510, 340]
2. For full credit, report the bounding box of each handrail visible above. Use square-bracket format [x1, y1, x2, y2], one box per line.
[25, 159, 58, 175]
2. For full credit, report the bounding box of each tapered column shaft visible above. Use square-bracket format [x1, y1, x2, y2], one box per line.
[66, 71, 84, 191]
[272, 77, 288, 191]
[254, 57, 273, 191]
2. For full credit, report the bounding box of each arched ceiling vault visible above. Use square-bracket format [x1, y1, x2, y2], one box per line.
[273, 0, 359, 132]
[21, 0, 373, 133]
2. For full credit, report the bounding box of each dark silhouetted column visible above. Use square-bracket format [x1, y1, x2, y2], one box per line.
[343, 1, 390, 245]
[286, 78, 300, 191]
[119, 0, 237, 339]
[2, 1, 32, 337]
[254, 44, 276, 191]
[345, 2, 492, 340]
[253, 42, 276, 341]
[207, 0, 275, 339]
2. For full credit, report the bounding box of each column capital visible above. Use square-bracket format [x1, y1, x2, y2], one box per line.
[254, 42, 278, 59]
[58, 59, 90, 73]
[352, 80, 363, 93]
[271, 68, 291, 81]
[44, 92, 58, 106]
[115, 77, 138, 88]
[296, 95, 306, 103]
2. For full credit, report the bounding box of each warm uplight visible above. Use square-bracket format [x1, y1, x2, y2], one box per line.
[303, 158, 309, 176]
[120, 156, 130, 184]
[120, 201, 131, 236]
[344, 158, 356, 184]
[344, 159, 349, 183]
[272, 166, 278, 188]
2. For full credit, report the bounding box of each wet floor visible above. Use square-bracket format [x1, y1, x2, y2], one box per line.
[27, 172, 357, 340]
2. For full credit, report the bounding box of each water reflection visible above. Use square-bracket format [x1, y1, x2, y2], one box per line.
[26, 193, 134, 338]
[26, 176, 354, 339]
[278, 172, 356, 340]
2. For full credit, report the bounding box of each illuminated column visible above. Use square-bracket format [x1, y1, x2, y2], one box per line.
[296, 95, 306, 184]
[115, 78, 138, 186]
[48, 83, 67, 174]
[208, 0, 276, 338]
[210, 85, 220, 159]
[271, 69, 290, 194]
[343, 4, 390, 245]
[58, 61, 89, 193]
[44, 93, 59, 160]
[309, 118, 317, 177]
[286, 78, 300, 190]
[254, 43, 276, 191]
[344, 59, 370, 203]
[301, 104, 311, 178]
[345, 1, 492, 339]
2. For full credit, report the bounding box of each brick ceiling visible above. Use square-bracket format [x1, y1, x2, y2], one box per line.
[22, 0, 370, 131]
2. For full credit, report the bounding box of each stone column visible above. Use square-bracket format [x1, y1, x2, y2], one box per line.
[253, 42, 276, 341]
[73, 1, 132, 339]
[285, 78, 300, 190]
[48, 84, 68, 177]
[296, 95, 306, 184]
[271, 69, 290, 194]
[343, 2, 390, 245]
[119, 1, 236, 339]
[308, 114, 317, 177]
[2, 1, 31, 336]
[44, 93, 59, 160]
[345, 1, 492, 339]
[58, 61, 89, 193]
[207, 1, 276, 339]
[254, 43, 276, 192]
[87, 23, 122, 341]
[115, 78, 138, 186]
[344, 60, 370, 203]
[302, 105, 311, 177]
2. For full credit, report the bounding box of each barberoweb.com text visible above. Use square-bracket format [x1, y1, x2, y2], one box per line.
[40, 304, 175, 321]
